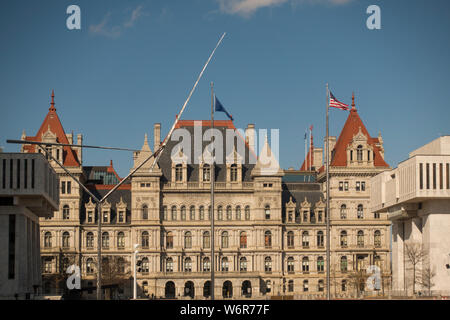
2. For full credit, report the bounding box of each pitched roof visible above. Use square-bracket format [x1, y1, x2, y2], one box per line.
[329, 94, 389, 168]
[23, 90, 80, 167]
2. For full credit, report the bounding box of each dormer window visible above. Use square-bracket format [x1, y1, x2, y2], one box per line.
[175, 164, 183, 182]
[357, 145, 363, 161]
[103, 210, 109, 223]
[203, 164, 211, 182]
[230, 164, 238, 182]
[87, 210, 94, 223]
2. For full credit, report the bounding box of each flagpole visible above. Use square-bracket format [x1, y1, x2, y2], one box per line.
[309, 127, 312, 171]
[304, 130, 307, 171]
[326, 83, 331, 300]
[210, 81, 215, 300]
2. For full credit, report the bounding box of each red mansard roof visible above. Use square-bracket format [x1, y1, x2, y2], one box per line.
[329, 94, 388, 168]
[23, 90, 81, 167]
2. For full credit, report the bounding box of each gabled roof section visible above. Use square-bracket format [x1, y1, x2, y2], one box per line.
[23, 90, 80, 167]
[330, 93, 389, 168]
[251, 136, 283, 177]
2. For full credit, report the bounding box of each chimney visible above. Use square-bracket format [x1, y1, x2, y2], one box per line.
[76, 133, 83, 164]
[154, 123, 161, 152]
[66, 133, 73, 145]
[324, 136, 336, 163]
[313, 147, 323, 169]
[245, 124, 255, 153]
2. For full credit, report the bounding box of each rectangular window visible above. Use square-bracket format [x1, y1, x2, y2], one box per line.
[356, 181, 360, 191]
[24, 159, 27, 189]
[447, 164, 450, 189]
[426, 163, 430, 189]
[31, 159, 35, 189]
[361, 181, 365, 191]
[8, 214, 16, 279]
[16, 159, 20, 189]
[419, 163, 423, 189]
[2, 159, 5, 189]
[433, 163, 436, 189]
[10, 159, 13, 189]
[440, 163, 443, 189]
[339, 181, 343, 191]
[61, 181, 66, 194]
[344, 181, 348, 191]
[67, 181, 71, 194]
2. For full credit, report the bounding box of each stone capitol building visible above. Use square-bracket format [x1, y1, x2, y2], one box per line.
[20, 91, 391, 299]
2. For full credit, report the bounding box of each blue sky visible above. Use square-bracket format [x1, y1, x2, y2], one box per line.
[1, 0, 449, 177]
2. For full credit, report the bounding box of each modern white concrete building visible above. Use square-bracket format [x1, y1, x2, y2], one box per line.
[0, 153, 59, 299]
[371, 136, 450, 296]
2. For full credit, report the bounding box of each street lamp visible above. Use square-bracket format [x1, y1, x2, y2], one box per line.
[133, 244, 140, 300]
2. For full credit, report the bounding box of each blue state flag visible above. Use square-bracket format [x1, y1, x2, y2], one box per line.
[215, 96, 233, 121]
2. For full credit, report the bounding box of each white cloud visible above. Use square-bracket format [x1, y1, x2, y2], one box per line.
[217, 0, 354, 17]
[90, 5, 147, 38]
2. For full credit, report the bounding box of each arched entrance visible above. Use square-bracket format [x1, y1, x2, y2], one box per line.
[241, 280, 252, 298]
[203, 281, 211, 298]
[223, 281, 233, 299]
[165, 281, 176, 298]
[184, 281, 195, 298]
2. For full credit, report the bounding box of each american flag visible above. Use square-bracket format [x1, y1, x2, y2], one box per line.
[329, 91, 349, 110]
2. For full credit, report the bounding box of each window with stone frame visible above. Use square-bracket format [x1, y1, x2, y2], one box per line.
[142, 231, 149, 248]
[240, 257, 247, 272]
[62, 231, 70, 248]
[340, 256, 348, 272]
[217, 206, 223, 220]
[184, 231, 192, 249]
[142, 204, 148, 220]
[302, 257, 309, 272]
[171, 206, 177, 220]
[235, 206, 241, 220]
[189, 206, 195, 220]
[287, 231, 294, 248]
[44, 232, 52, 248]
[374, 230, 381, 247]
[226, 206, 232, 220]
[221, 257, 229, 272]
[317, 256, 324, 272]
[240, 231, 247, 249]
[175, 164, 183, 182]
[221, 231, 229, 248]
[86, 232, 94, 249]
[230, 164, 238, 182]
[117, 232, 125, 249]
[264, 231, 272, 248]
[357, 204, 364, 219]
[317, 231, 324, 247]
[287, 257, 295, 273]
[166, 231, 173, 249]
[184, 257, 192, 272]
[203, 231, 210, 249]
[357, 230, 364, 247]
[302, 231, 309, 248]
[264, 256, 272, 273]
[265, 205, 271, 220]
[102, 232, 109, 249]
[203, 164, 210, 182]
[199, 206, 205, 220]
[245, 206, 250, 220]
[181, 206, 186, 221]
[340, 204, 347, 219]
[303, 280, 309, 292]
[62, 205, 70, 220]
[166, 258, 173, 273]
[340, 231, 347, 248]
[203, 257, 210, 272]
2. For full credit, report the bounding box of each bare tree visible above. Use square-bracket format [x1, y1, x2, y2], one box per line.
[347, 269, 370, 298]
[405, 242, 428, 295]
[418, 266, 436, 296]
[42, 250, 76, 295]
[100, 256, 131, 299]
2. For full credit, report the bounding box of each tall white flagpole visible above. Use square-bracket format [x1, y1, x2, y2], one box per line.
[326, 83, 331, 300]
[304, 129, 307, 170]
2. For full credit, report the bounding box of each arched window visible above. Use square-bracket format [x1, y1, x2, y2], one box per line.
[374, 230, 381, 247]
[117, 232, 125, 249]
[317, 256, 324, 272]
[357, 230, 364, 247]
[171, 206, 177, 220]
[226, 206, 232, 220]
[139, 257, 148, 273]
[162, 206, 168, 221]
[265, 205, 271, 220]
[235, 206, 241, 220]
[303, 280, 309, 292]
[265, 280, 272, 293]
[245, 206, 250, 220]
[142, 231, 149, 248]
[199, 206, 205, 220]
[184, 231, 192, 249]
[288, 280, 294, 292]
[287, 257, 295, 272]
[357, 145, 363, 161]
[340, 204, 347, 219]
[175, 164, 183, 181]
[44, 232, 52, 248]
[203, 257, 210, 272]
[86, 258, 94, 274]
[264, 231, 272, 248]
[102, 232, 109, 249]
[117, 257, 125, 273]
[181, 206, 186, 221]
[340, 256, 348, 272]
[190, 206, 195, 220]
[142, 204, 148, 220]
[240, 231, 247, 249]
[317, 231, 324, 247]
[62, 231, 70, 248]
[62, 205, 70, 220]
[221, 257, 229, 272]
[318, 280, 324, 292]
[203, 164, 210, 182]
[340, 231, 347, 247]
[264, 256, 272, 272]
[221, 231, 229, 248]
[341, 280, 347, 292]
[287, 231, 294, 248]
[166, 257, 173, 273]
[203, 231, 210, 249]
[240, 257, 247, 272]
[217, 206, 223, 220]
[302, 257, 309, 272]
[208, 206, 212, 220]
[166, 231, 173, 249]
[230, 164, 238, 182]
[86, 232, 94, 249]
[302, 231, 309, 247]
[184, 257, 192, 272]
[357, 204, 364, 219]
